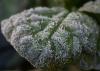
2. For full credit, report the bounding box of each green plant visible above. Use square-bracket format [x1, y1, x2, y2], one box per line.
[1, 0, 100, 71]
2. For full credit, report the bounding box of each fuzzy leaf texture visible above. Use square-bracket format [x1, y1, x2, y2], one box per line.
[1, 7, 100, 71]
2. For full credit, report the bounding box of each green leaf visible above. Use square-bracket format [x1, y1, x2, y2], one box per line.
[1, 7, 99, 71]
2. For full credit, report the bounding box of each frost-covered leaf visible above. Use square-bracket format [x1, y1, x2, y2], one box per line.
[79, 0, 100, 13]
[1, 7, 100, 71]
